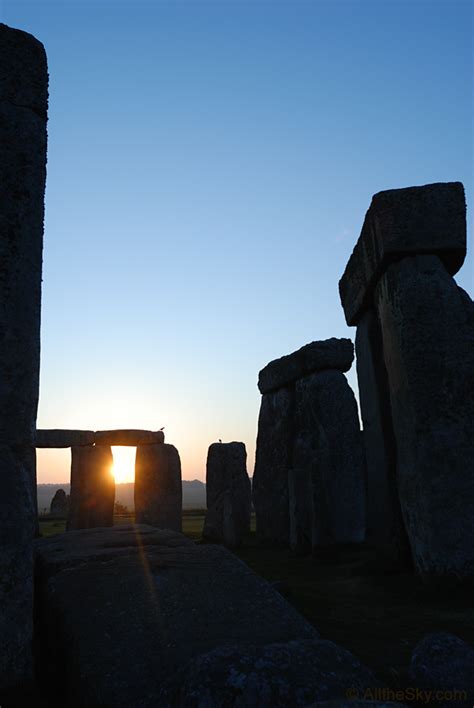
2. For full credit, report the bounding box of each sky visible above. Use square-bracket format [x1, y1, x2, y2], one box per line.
[2, 0, 472, 483]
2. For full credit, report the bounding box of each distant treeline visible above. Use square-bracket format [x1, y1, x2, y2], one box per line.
[37, 480, 206, 514]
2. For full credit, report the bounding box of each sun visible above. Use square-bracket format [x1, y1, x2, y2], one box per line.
[111, 446, 136, 484]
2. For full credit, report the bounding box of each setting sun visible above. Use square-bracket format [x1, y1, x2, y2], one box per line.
[111, 447, 136, 484]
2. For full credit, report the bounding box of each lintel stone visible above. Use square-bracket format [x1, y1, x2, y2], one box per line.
[258, 338, 354, 394]
[338, 182, 466, 326]
[94, 429, 164, 446]
[35, 429, 95, 448]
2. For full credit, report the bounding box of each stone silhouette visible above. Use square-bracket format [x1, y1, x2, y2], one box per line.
[203, 441, 251, 548]
[50, 489, 69, 517]
[339, 182, 474, 578]
[253, 338, 365, 549]
[0, 23, 48, 700]
[67, 445, 115, 530]
[135, 444, 182, 532]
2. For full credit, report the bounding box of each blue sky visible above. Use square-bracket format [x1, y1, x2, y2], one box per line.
[2, 0, 472, 482]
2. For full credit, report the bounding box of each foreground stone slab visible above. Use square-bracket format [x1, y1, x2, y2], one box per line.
[135, 444, 182, 531]
[95, 428, 164, 446]
[203, 442, 251, 548]
[35, 429, 95, 447]
[339, 182, 466, 325]
[375, 255, 474, 577]
[0, 23, 48, 700]
[258, 338, 354, 394]
[34, 525, 320, 707]
[67, 445, 115, 530]
[159, 639, 377, 707]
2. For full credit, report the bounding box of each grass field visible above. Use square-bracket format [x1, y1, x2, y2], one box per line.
[38, 512, 474, 689]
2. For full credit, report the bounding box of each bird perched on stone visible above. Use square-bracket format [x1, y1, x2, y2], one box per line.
[160, 427, 165, 431]
[218, 438, 222, 443]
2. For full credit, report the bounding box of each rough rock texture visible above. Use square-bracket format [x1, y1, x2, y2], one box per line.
[253, 386, 295, 544]
[35, 429, 95, 447]
[339, 182, 466, 325]
[135, 443, 182, 532]
[203, 442, 251, 548]
[159, 639, 377, 707]
[67, 445, 115, 530]
[409, 633, 474, 707]
[375, 255, 474, 577]
[355, 308, 411, 566]
[258, 338, 354, 394]
[288, 461, 313, 554]
[50, 489, 69, 517]
[0, 23, 48, 700]
[34, 525, 320, 707]
[295, 370, 366, 545]
[95, 428, 165, 446]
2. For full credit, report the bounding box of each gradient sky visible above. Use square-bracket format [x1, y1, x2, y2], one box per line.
[2, 0, 472, 483]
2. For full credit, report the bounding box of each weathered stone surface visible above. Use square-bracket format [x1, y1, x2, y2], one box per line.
[34, 525, 319, 707]
[339, 182, 466, 325]
[67, 445, 115, 530]
[253, 386, 294, 544]
[409, 633, 474, 707]
[135, 443, 182, 532]
[159, 639, 377, 707]
[288, 458, 313, 554]
[0, 23, 48, 700]
[356, 308, 411, 566]
[203, 441, 251, 548]
[258, 338, 354, 394]
[375, 255, 474, 577]
[50, 489, 69, 517]
[295, 370, 366, 545]
[35, 428, 95, 447]
[95, 428, 165, 446]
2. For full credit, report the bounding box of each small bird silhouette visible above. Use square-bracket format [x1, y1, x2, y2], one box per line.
[160, 426, 165, 431]
[218, 438, 222, 443]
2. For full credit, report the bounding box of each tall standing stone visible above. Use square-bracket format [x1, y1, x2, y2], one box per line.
[203, 441, 251, 548]
[374, 255, 474, 577]
[339, 182, 473, 578]
[0, 24, 48, 699]
[135, 443, 182, 532]
[67, 446, 115, 530]
[254, 339, 363, 548]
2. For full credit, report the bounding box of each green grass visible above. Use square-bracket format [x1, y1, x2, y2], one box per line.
[38, 513, 474, 688]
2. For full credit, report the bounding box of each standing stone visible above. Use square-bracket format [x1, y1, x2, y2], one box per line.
[295, 370, 366, 546]
[50, 489, 69, 518]
[355, 308, 411, 567]
[0, 23, 48, 700]
[67, 446, 115, 531]
[288, 455, 313, 554]
[203, 442, 251, 548]
[253, 386, 295, 544]
[374, 255, 474, 577]
[135, 444, 182, 532]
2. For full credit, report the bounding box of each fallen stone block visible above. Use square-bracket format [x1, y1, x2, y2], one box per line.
[34, 525, 320, 707]
[258, 338, 354, 394]
[339, 182, 466, 326]
[135, 443, 182, 531]
[203, 441, 251, 548]
[35, 429, 95, 447]
[409, 632, 474, 708]
[94, 428, 165, 446]
[159, 639, 378, 707]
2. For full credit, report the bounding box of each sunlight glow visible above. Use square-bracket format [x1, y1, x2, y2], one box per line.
[111, 446, 136, 484]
